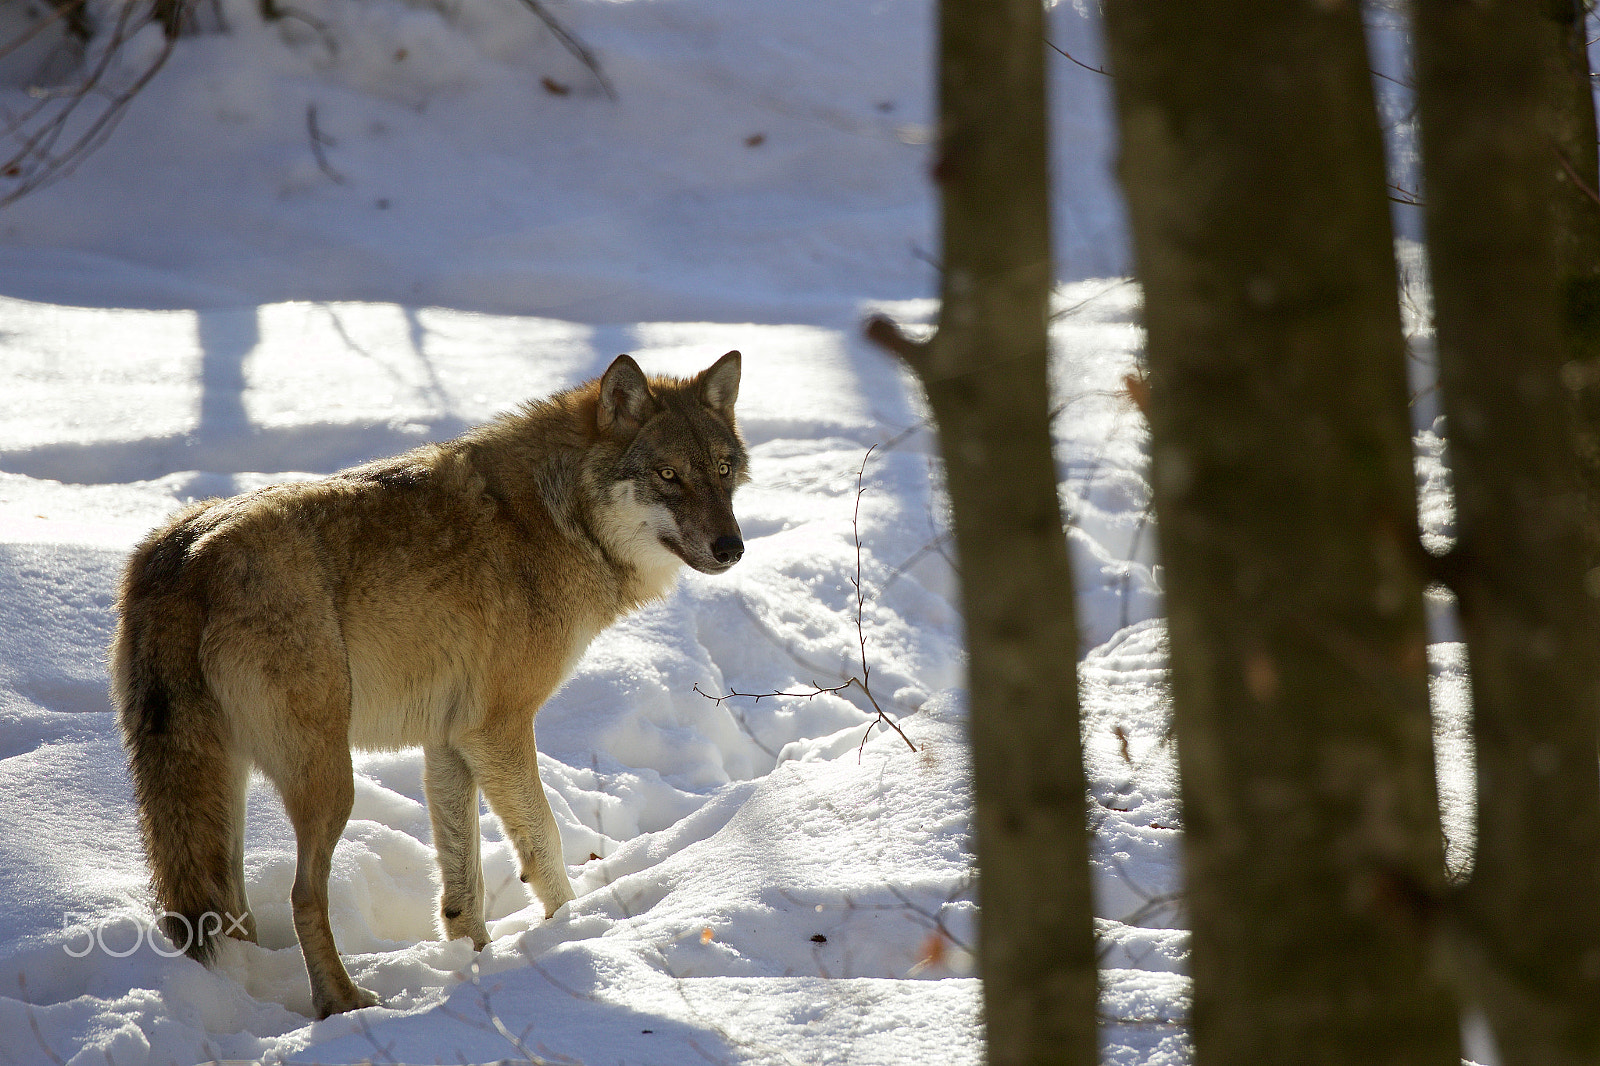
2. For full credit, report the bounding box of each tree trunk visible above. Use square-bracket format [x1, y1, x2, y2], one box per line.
[1411, 3, 1600, 1062]
[1100, 2, 1461, 1062]
[865, 1, 1098, 1063]
[1542, 0, 1600, 560]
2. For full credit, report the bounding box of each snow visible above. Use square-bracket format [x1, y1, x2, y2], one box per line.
[0, 0, 1475, 1063]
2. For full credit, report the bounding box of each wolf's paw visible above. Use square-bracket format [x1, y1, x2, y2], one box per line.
[459, 922, 490, 951]
[442, 909, 491, 951]
[542, 891, 576, 920]
[315, 983, 381, 1019]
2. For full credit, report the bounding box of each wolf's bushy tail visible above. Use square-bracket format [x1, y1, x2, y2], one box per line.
[113, 537, 243, 966]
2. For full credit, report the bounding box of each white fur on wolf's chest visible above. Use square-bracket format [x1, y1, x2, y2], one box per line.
[594, 481, 687, 605]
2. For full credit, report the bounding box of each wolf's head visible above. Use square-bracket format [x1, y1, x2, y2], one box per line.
[595, 351, 750, 576]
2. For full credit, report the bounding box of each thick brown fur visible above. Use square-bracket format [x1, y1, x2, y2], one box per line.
[112, 352, 748, 1018]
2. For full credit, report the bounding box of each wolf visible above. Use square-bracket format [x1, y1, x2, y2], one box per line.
[112, 351, 747, 1018]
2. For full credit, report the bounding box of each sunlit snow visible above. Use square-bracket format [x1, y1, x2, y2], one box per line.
[0, 0, 1475, 1063]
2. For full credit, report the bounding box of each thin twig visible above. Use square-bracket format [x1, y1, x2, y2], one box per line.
[513, 0, 617, 101]
[0, 1, 178, 207]
[876, 531, 953, 599]
[1387, 182, 1423, 207]
[843, 447, 918, 755]
[695, 447, 919, 756]
[886, 879, 977, 954]
[875, 415, 935, 454]
[1045, 37, 1110, 77]
[695, 679, 853, 706]
[306, 104, 345, 185]
[267, 4, 340, 57]
[17, 974, 68, 1066]
[1368, 66, 1412, 92]
[729, 599, 892, 704]
[0, 0, 89, 65]
[1050, 277, 1133, 321]
[1554, 141, 1600, 209]
[440, 959, 580, 1066]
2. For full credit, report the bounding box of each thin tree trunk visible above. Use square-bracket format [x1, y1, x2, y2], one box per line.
[866, 0, 1098, 1063]
[1411, 3, 1600, 1062]
[1101, 2, 1461, 1061]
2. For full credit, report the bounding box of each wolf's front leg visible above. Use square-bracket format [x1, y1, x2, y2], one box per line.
[423, 743, 492, 949]
[461, 725, 576, 918]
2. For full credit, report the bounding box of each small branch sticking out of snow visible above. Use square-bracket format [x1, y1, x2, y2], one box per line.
[514, 0, 618, 102]
[694, 446, 920, 758]
[306, 104, 345, 185]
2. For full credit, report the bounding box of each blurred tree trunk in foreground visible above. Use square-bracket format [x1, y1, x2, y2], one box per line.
[1411, 3, 1600, 1062]
[1541, 0, 1600, 560]
[1101, 1, 1461, 1062]
[866, 0, 1098, 1063]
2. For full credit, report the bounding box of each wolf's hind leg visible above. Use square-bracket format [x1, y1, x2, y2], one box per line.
[243, 641, 378, 1020]
[461, 724, 576, 919]
[209, 594, 378, 1017]
[423, 743, 490, 949]
[272, 739, 381, 1019]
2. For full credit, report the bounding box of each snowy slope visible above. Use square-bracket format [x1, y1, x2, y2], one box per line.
[0, 0, 1125, 318]
[0, 0, 1475, 1063]
[0, 286, 1169, 1065]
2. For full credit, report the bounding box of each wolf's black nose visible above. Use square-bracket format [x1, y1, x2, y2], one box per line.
[712, 536, 744, 565]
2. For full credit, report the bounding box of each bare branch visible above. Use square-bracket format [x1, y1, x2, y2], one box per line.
[262, 2, 340, 57]
[17, 974, 68, 1066]
[513, 0, 617, 101]
[1387, 182, 1424, 206]
[0, 1, 179, 208]
[694, 447, 918, 756]
[1045, 37, 1111, 77]
[1050, 277, 1134, 321]
[863, 314, 931, 374]
[0, 0, 89, 65]
[1554, 140, 1600, 209]
[306, 103, 346, 185]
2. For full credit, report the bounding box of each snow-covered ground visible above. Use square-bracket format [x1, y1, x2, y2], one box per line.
[0, 0, 1477, 1063]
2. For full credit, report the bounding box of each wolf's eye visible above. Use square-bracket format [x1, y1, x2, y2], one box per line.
[716, 461, 732, 477]
[659, 467, 677, 481]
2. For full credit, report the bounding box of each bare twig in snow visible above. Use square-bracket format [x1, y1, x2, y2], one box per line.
[306, 103, 345, 185]
[17, 974, 68, 1066]
[262, 1, 340, 57]
[695, 447, 919, 757]
[0, 0, 179, 207]
[0, 0, 89, 64]
[438, 959, 583, 1066]
[513, 0, 617, 101]
[1050, 277, 1133, 320]
[1045, 37, 1110, 77]
[1387, 182, 1424, 206]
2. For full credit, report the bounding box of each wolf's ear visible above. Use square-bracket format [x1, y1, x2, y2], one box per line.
[698, 351, 741, 421]
[597, 354, 658, 437]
